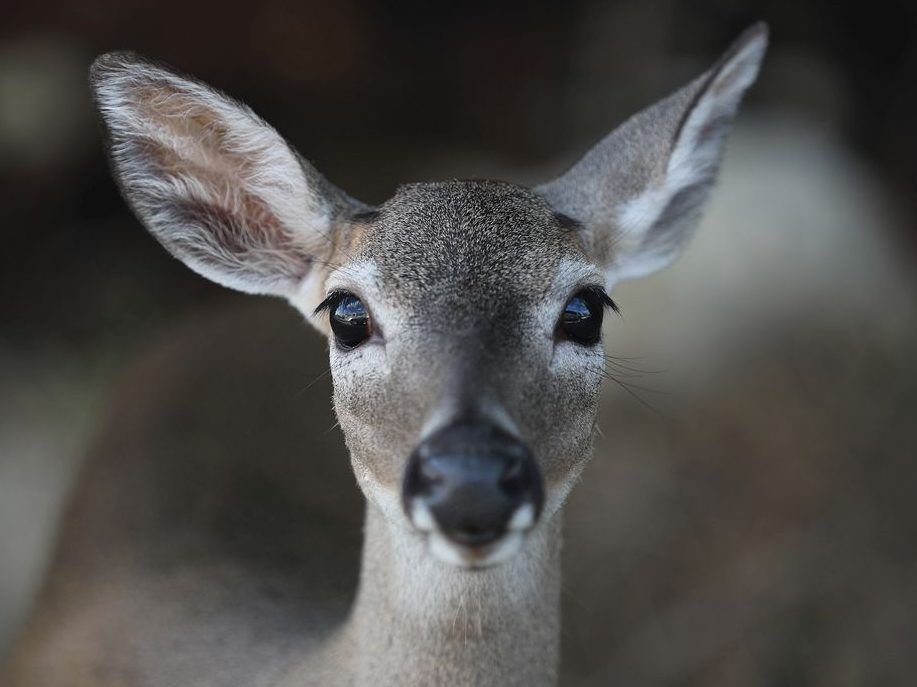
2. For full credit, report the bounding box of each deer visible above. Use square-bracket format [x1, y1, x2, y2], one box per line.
[2, 23, 767, 687]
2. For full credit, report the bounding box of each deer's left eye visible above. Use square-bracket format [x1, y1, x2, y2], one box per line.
[559, 288, 614, 346]
[330, 294, 371, 349]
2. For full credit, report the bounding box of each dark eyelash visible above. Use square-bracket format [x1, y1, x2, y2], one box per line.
[312, 290, 347, 317]
[316, 286, 618, 318]
[584, 284, 621, 315]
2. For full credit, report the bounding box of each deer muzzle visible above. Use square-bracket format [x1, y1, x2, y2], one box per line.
[402, 420, 544, 567]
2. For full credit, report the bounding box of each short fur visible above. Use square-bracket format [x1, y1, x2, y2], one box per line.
[3, 23, 767, 687]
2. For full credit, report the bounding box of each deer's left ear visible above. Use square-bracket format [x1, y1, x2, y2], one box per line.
[536, 23, 768, 283]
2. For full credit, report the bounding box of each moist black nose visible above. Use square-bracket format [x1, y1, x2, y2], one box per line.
[402, 421, 543, 548]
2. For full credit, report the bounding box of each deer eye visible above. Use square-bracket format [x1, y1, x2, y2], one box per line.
[559, 288, 612, 346]
[329, 293, 371, 350]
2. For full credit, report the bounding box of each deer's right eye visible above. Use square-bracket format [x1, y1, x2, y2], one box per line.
[329, 294, 371, 350]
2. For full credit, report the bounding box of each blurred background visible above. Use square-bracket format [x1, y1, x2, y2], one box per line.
[1, 0, 916, 685]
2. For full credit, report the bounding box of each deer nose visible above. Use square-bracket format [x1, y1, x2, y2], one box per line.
[402, 421, 543, 548]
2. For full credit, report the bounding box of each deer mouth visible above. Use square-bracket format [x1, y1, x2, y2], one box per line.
[408, 492, 539, 568]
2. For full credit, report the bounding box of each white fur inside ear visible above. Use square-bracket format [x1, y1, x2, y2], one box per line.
[669, 34, 766, 179]
[612, 28, 768, 281]
[92, 54, 339, 296]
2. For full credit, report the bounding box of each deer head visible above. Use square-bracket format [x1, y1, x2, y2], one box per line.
[90, 24, 767, 569]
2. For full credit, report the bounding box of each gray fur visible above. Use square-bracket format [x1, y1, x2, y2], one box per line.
[536, 22, 768, 281]
[3, 24, 767, 687]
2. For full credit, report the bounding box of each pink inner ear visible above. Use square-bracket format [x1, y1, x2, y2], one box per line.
[170, 195, 314, 284]
[121, 84, 317, 287]
[134, 137, 314, 283]
[135, 82, 253, 185]
[93, 54, 366, 296]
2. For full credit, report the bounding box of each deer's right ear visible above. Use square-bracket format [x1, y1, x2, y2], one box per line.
[90, 52, 367, 297]
[536, 23, 767, 284]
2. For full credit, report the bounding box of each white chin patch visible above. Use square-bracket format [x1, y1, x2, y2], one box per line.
[428, 530, 525, 569]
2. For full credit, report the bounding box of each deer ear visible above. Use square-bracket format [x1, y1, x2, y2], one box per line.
[90, 52, 367, 297]
[536, 23, 768, 283]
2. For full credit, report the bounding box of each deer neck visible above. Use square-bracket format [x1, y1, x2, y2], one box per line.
[337, 502, 563, 687]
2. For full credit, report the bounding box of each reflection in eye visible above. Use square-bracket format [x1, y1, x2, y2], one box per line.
[314, 292, 372, 350]
[559, 287, 616, 346]
[563, 296, 591, 323]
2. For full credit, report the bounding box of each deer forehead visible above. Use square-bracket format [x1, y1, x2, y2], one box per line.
[333, 180, 591, 314]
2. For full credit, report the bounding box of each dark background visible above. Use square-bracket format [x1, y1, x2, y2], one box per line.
[2, 1, 916, 685]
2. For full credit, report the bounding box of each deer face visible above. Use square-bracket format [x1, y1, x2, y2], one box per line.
[90, 24, 766, 567]
[308, 181, 608, 565]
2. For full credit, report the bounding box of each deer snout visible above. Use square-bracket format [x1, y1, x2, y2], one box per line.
[402, 421, 543, 566]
